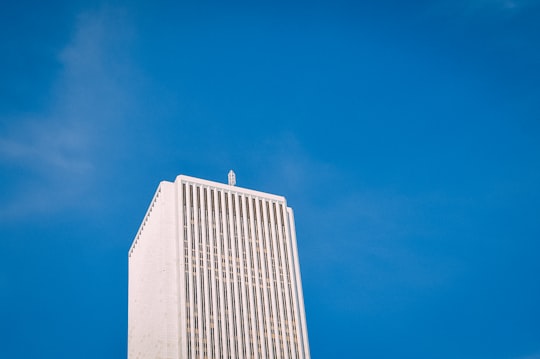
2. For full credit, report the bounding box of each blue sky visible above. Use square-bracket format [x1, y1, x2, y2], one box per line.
[1, 0, 539, 358]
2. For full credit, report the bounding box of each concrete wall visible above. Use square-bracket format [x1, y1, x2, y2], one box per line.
[128, 181, 180, 359]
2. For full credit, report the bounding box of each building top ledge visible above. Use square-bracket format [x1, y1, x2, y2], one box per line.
[174, 174, 286, 202]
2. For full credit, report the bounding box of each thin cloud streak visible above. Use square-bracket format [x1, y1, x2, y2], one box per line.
[0, 120, 93, 173]
[0, 7, 137, 219]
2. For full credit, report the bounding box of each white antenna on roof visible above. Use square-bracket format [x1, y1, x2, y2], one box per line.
[228, 170, 236, 186]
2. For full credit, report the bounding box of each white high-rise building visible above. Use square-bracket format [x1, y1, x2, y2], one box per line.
[128, 173, 310, 359]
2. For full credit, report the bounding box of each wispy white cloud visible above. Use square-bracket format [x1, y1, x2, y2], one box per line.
[0, 7, 137, 219]
[0, 119, 93, 173]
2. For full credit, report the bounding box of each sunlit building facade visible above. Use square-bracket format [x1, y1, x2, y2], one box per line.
[128, 173, 310, 359]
